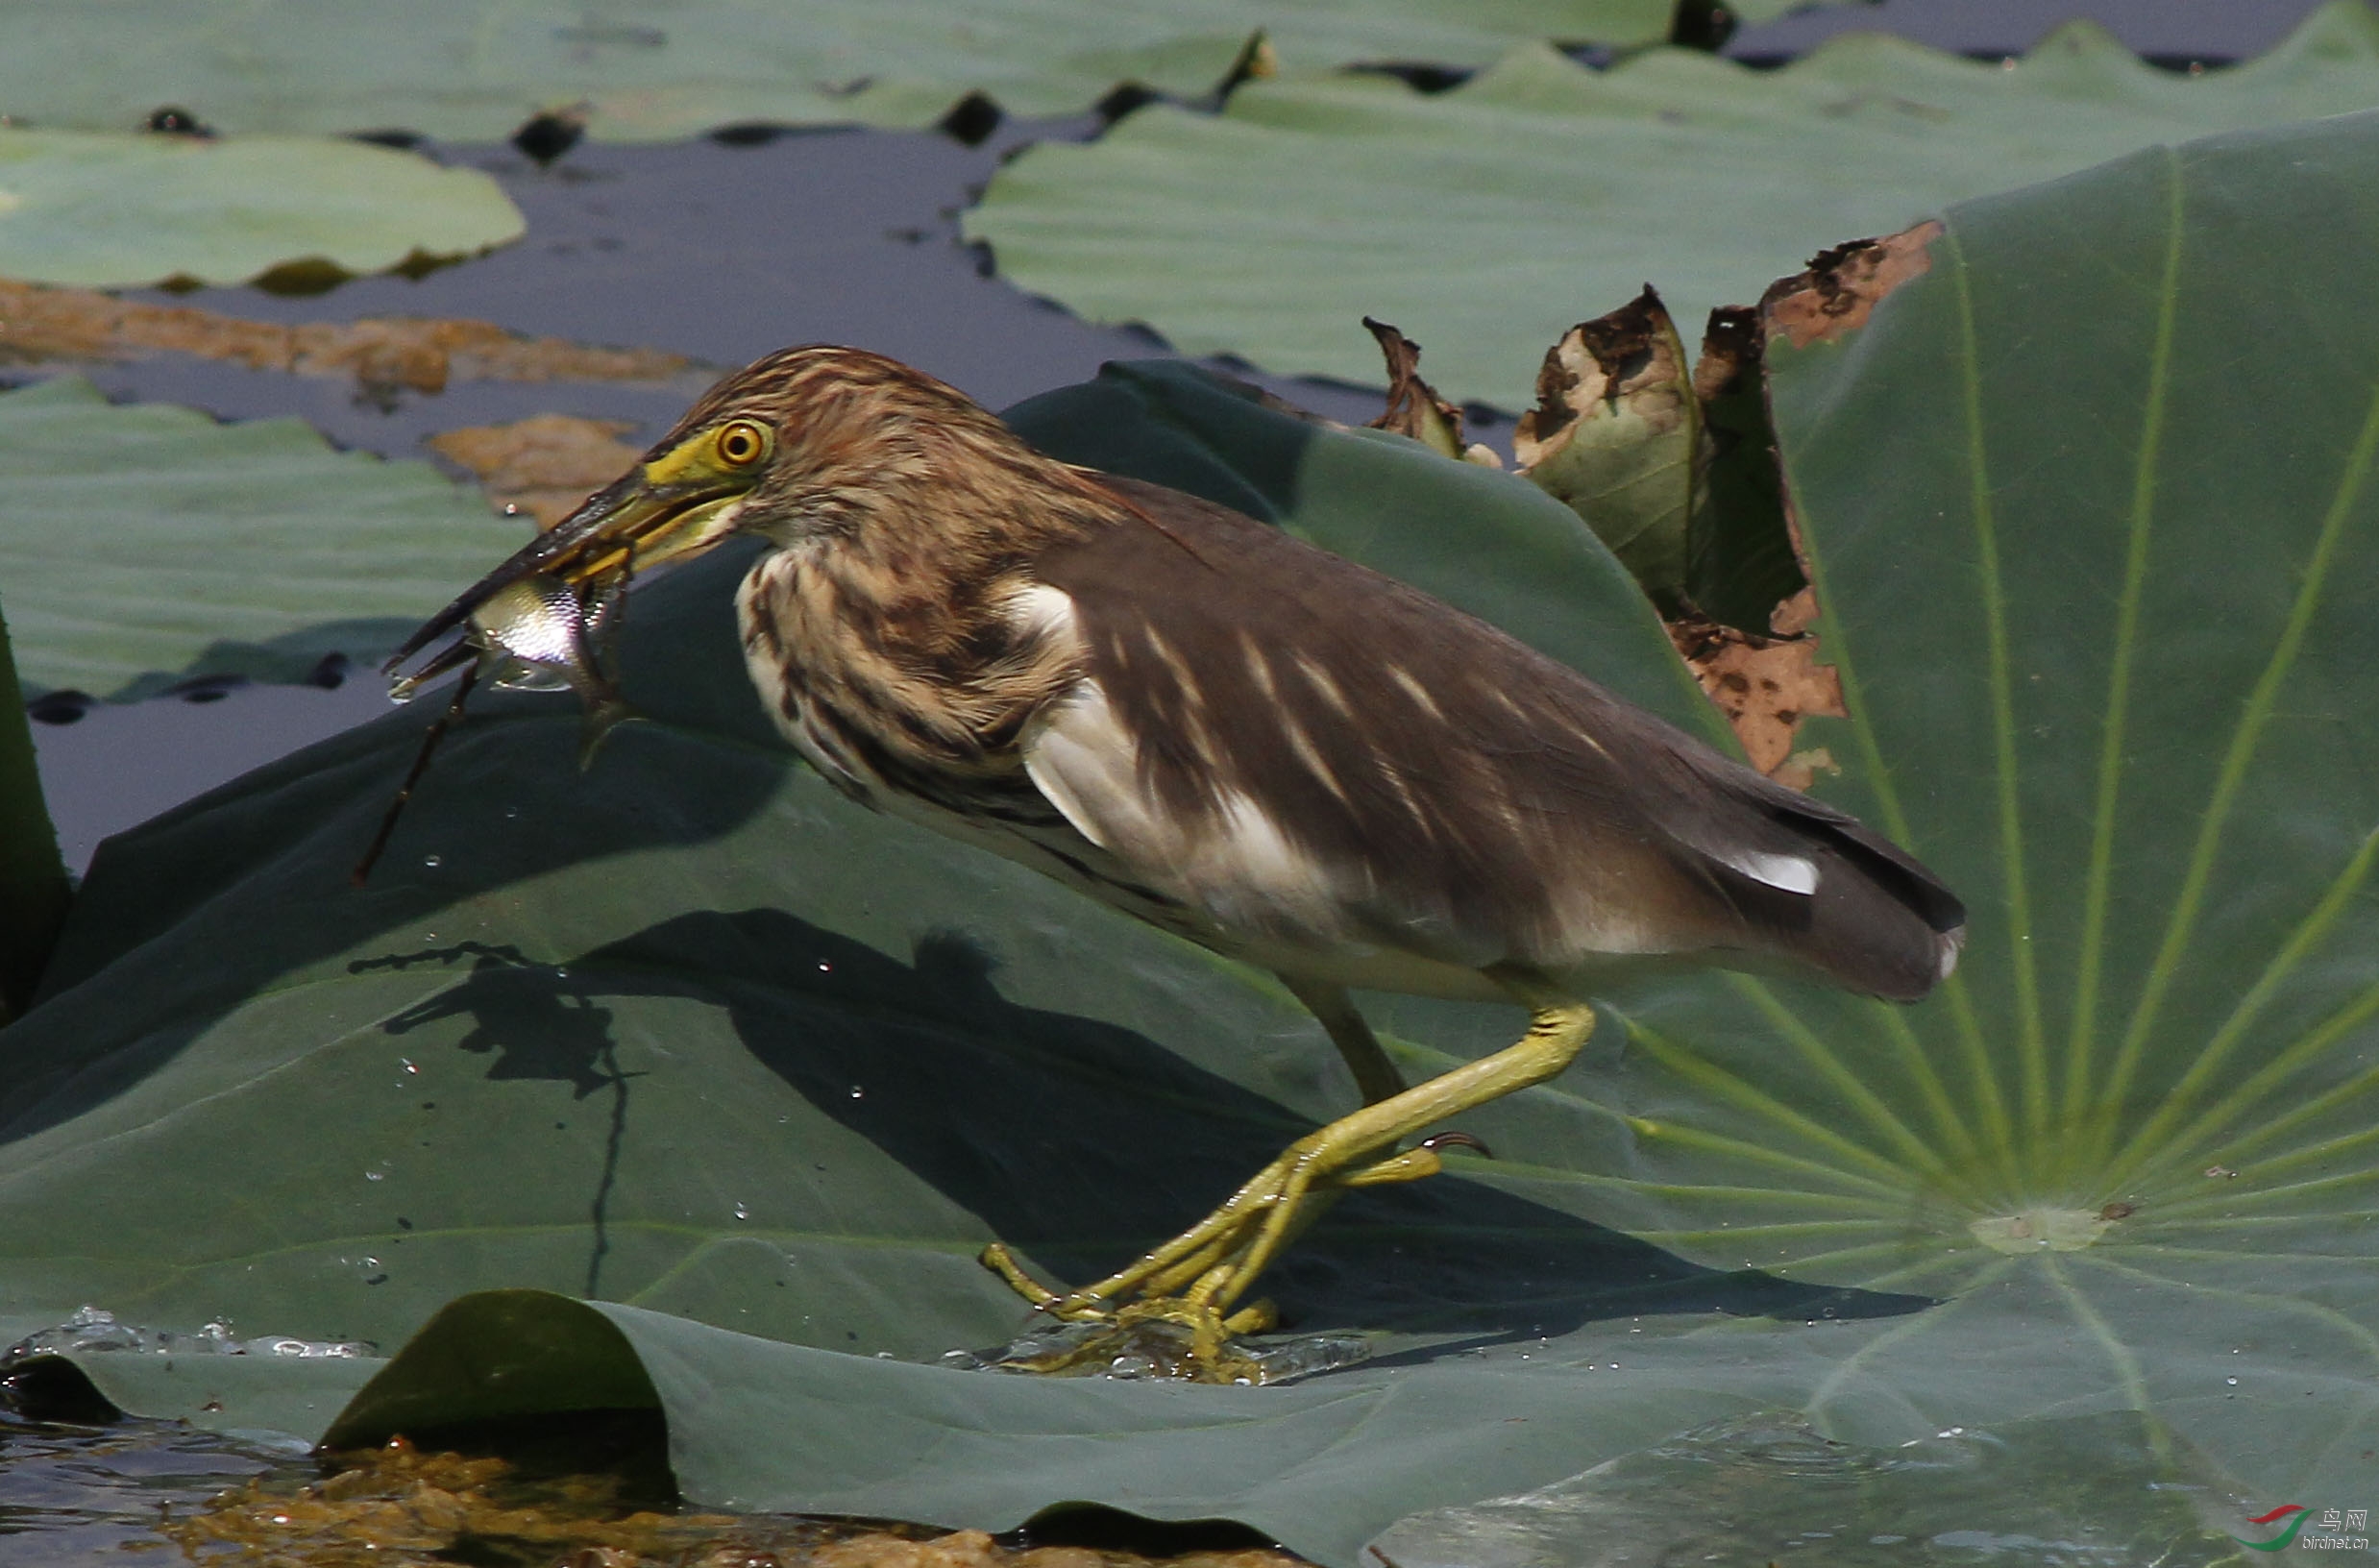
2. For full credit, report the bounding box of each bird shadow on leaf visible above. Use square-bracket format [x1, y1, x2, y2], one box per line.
[373, 907, 1933, 1359]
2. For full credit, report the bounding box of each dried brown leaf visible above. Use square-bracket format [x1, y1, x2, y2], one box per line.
[1362, 316, 1468, 460]
[159, 1438, 1310, 1568]
[0, 277, 703, 394]
[429, 414, 645, 530]
[1759, 221, 1943, 350]
[1669, 587, 1845, 785]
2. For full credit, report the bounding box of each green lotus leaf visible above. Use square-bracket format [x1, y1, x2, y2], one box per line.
[0, 376, 519, 699]
[967, 1, 2379, 406]
[9, 102, 2377, 1556]
[0, 0, 1844, 142]
[0, 590, 66, 1019]
[0, 130, 523, 289]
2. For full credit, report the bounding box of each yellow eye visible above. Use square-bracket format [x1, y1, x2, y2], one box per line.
[714, 420, 768, 466]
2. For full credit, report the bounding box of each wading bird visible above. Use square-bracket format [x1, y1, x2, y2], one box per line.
[385, 346, 1965, 1382]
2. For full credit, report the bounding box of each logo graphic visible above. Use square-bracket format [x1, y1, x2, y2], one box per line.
[2234, 1507, 2373, 1552]
[2236, 1507, 2311, 1553]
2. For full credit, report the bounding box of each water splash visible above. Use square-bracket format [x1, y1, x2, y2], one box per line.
[942, 1317, 1371, 1384]
[4, 1307, 374, 1362]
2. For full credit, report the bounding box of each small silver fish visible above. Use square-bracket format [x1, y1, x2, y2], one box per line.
[388, 571, 636, 769]
[478, 572, 637, 769]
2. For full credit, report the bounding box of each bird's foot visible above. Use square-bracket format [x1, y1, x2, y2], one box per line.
[973, 1139, 1449, 1382]
[988, 1296, 1279, 1383]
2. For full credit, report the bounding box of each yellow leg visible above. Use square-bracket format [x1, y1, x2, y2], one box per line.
[982, 975, 1597, 1376]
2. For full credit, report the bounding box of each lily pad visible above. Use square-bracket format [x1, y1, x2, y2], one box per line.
[8, 99, 2379, 1558]
[0, 0, 1840, 142]
[0, 376, 523, 699]
[967, 1, 2379, 406]
[0, 130, 523, 289]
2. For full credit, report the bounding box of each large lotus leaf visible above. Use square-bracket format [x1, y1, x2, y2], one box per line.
[1357, 103, 2379, 1532]
[0, 0, 1843, 143]
[967, 2, 2379, 407]
[0, 130, 522, 289]
[0, 376, 520, 700]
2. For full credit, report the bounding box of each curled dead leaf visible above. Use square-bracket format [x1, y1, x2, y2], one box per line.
[1691, 306, 1760, 405]
[1513, 285, 1698, 602]
[1760, 221, 1943, 350]
[0, 277, 706, 395]
[1363, 316, 1469, 461]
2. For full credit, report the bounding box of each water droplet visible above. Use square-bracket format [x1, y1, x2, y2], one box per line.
[817, 961, 832, 972]
[503, 805, 522, 820]
[364, 1169, 385, 1182]
[848, 1085, 864, 1100]
[422, 853, 442, 869]
[2225, 1376, 2239, 1385]
[732, 1203, 748, 1221]
[400, 1059, 418, 1075]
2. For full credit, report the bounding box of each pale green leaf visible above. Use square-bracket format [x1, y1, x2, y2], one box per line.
[968, 3, 2379, 405]
[0, 0, 1846, 141]
[0, 377, 523, 698]
[0, 130, 523, 289]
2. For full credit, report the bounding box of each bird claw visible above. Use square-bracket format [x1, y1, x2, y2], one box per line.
[972, 1136, 1459, 1382]
[976, 1245, 1285, 1382]
[998, 1298, 1280, 1383]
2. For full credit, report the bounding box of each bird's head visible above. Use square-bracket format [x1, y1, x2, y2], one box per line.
[386, 346, 1034, 691]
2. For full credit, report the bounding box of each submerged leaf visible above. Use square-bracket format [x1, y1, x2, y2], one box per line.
[0, 279, 704, 395]
[429, 416, 647, 530]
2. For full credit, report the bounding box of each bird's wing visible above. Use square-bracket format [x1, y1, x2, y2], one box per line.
[1026, 476, 1963, 1000]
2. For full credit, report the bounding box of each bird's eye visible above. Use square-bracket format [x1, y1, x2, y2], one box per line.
[715, 420, 767, 466]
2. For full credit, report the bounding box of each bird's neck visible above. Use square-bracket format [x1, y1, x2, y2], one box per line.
[743, 434, 1113, 773]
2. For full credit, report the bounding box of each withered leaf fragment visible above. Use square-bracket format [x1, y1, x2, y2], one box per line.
[1363, 316, 1469, 460]
[1760, 221, 1943, 350]
[1668, 588, 1844, 785]
[1513, 285, 1699, 607]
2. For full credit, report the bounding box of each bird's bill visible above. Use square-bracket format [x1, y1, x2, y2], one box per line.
[382, 453, 755, 682]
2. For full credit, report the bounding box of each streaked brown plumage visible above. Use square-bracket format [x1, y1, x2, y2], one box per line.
[388, 345, 1966, 1381]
